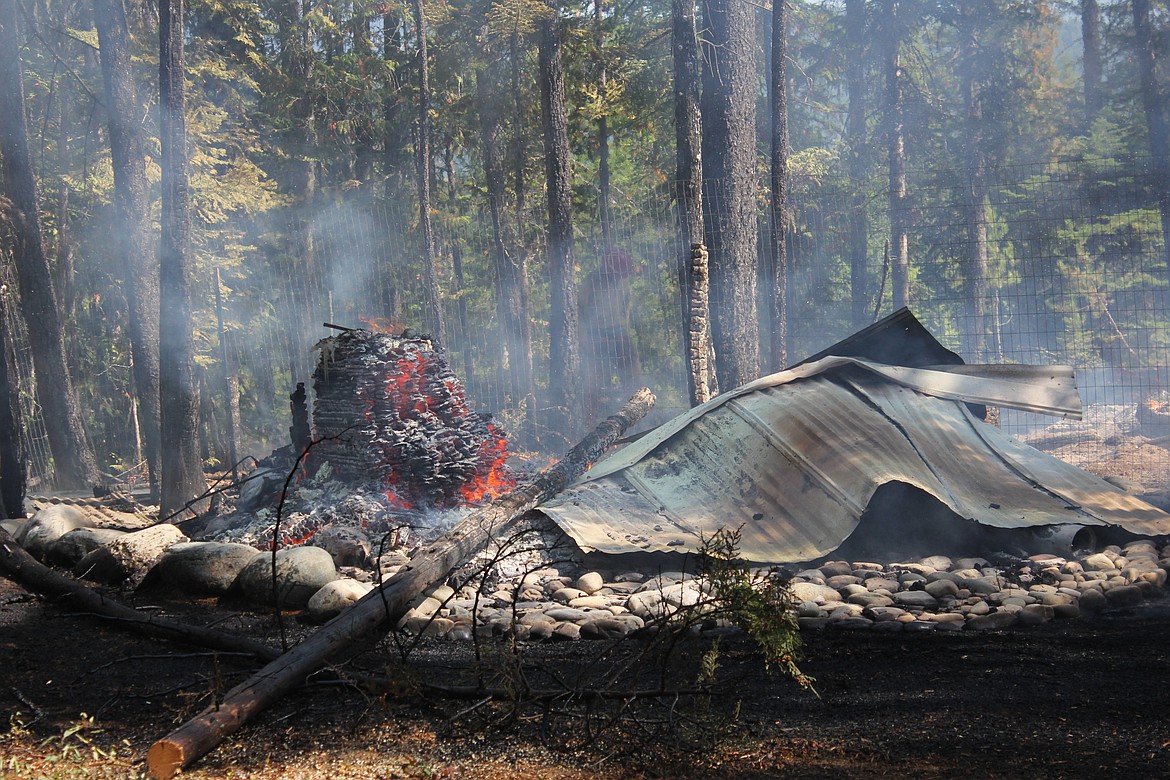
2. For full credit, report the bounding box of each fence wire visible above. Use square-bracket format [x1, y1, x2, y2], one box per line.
[6, 155, 1169, 492]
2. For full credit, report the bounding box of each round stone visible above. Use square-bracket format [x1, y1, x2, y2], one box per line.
[18, 505, 94, 559]
[46, 527, 126, 568]
[235, 545, 339, 607]
[151, 541, 262, 595]
[893, 590, 939, 609]
[576, 571, 605, 594]
[307, 578, 374, 621]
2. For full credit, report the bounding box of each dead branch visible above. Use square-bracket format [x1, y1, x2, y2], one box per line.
[147, 387, 656, 780]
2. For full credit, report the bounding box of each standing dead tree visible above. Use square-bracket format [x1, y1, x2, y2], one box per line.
[148, 387, 656, 779]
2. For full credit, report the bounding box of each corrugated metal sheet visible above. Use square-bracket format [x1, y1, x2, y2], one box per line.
[539, 358, 1170, 563]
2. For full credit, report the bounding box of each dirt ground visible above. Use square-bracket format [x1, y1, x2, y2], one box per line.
[3, 573, 1170, 780]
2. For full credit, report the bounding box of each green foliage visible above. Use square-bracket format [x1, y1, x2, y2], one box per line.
[697, 527, 813, 689]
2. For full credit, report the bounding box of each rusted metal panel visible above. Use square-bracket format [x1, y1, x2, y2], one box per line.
[540, 359, 1170, 563]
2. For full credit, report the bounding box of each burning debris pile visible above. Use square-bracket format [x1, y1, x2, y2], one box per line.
[312, 328, 513, 509]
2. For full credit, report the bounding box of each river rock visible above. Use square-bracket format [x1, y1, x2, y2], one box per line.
[235, 545, 339, 607]
[74, 524, 188, 586]
[925, 579, 960, 599]
[791, 582, 841, 604]
[307, 578, 374, 621]
[893, 590, 939, 609]
[46, 527, 126, 567]
[1017, 604, 1054, 625]
[819, 560, 854, 578]
[151, 541, 262, 595]
[576, 571, 604, 594]
[967, 610, 1018, 630]
[1082, 552, 1118, 572]
[18, 505, 94, 559]
[552, 622, 581, 641]
[569, 595, 611, 610]
[1104, 584, 1143, 607]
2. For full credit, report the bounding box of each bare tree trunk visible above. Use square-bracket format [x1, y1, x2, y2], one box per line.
[701, 0, 760, 390]
[1081, 0, 1103, 126]
[539, 4, 581, 438]
[768, 0, 790, 371]
[411, 0, 446, 350]
[147, 388, 656, 780]
[1132, 0, 1170, 280]
[478, 63, 537, 423]
[158, 0, 208, 518]
[0, 3, 99, 490]
[672, 0, 710, 404]
[95, 0, 162, 497]
[884, 0, 910, 310]
[443, 142, 474, 384]
[846, 0, 870, 329]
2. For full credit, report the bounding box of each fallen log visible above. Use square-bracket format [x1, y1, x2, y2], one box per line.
[148, 387, 656, 779]
[0, 527, 280, 661]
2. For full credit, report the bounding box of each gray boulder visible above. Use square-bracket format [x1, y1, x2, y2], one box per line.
[46, 527, 127, 567]
[151, 542, 263, 595]
[235, 546, 339, 607]
[18, 505, 94, 559]
[74, 524, 188, 586]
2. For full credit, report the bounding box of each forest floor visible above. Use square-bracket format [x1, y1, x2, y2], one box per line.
[2, 572, 1170, 780]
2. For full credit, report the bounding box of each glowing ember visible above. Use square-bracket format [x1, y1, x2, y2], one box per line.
[313, 329, 515, 510]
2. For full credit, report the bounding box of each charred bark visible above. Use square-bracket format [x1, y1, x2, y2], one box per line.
[147, 387, 656, 780]
[0, 3, 99, 490]
[158, 0, 208, 518]
[672, 0, 710, 404]
[539, 5, 581, 438]
[701, 0, 760, 390]
[95, 0, 162, 496]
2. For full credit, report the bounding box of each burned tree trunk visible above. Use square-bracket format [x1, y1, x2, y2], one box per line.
[1132, 0, 1170, 281]
[0, 3, 99, 490]
[846, 0, 870, 329]
[539, 4, 581, 438]
[701, 0, 760, 391]
[148, 387, 656, 779]
[673, 0, 711, 405]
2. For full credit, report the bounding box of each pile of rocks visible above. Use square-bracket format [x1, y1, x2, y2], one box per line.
[6, 503, 1169, 640]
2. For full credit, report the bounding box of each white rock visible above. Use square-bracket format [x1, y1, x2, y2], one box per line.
[308, 579, 374, 621]
[576, 571, 604, 594]
[18, 505, 94, 559]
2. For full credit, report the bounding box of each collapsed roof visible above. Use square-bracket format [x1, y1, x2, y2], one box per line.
[539, 310, 1170, 563]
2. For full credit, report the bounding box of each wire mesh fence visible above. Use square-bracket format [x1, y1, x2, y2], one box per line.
[6, 154, 1170, 492]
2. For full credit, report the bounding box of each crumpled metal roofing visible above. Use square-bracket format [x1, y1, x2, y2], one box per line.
[539, 357, 1170, 563]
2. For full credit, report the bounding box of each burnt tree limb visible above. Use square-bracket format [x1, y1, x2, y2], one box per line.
[147, 387, 656, 779]
[0, 526, 280, 661]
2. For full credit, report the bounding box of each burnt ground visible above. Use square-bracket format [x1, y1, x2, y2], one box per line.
[2, 573, 1169, 780]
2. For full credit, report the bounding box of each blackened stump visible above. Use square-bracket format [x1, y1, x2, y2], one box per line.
[312, 329, 511, 508]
